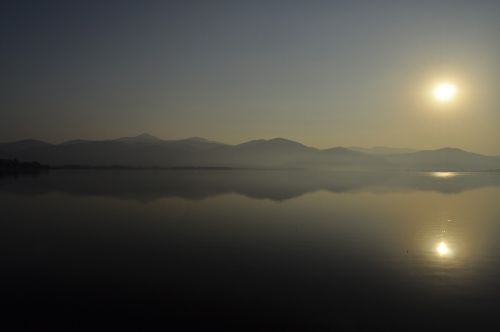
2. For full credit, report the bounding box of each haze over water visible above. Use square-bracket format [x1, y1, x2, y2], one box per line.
[2, 170, 500, 330]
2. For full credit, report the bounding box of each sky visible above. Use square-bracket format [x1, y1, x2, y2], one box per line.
[1, 0, 499, 154]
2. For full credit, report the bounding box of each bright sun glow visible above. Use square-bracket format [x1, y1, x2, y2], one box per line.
[436, 241, 450, 257]
[433, 83, 457, 102]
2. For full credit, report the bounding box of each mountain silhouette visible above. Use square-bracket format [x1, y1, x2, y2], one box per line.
[115, 133, 163, 144]
[349, 146, 417, 155]
[0, 139, 53, 154]
[1, 134, 499, 171]
[386, 147, 500, 171]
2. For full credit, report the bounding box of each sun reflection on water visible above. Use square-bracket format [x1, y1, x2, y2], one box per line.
[436, 241, 452, 257]
[431, 172, 459, 179]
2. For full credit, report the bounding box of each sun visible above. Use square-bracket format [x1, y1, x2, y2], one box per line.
[433, 82, 457, 103]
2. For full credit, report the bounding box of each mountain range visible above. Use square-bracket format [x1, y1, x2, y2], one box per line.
[1, 134, 499, 171]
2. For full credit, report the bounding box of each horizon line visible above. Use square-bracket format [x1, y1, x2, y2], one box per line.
[1, 133, 499, 157]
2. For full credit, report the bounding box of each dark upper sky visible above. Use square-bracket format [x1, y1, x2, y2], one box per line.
[1, 0, 499, 154]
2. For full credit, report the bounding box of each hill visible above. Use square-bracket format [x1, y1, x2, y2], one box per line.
[386, 147, 500, 171]
[1, 135, 499, 171]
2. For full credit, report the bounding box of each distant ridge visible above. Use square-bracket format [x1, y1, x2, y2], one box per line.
[349, 146, 417, 155]
[115, 133, 163, 144]
[1, 134, 499, 171]
[236, 138, 314, 151]
[386, 147, 500, 171]
[0, 139, 52, 153]
[183, 137, 211, 143]
[324, 147, 362, 155]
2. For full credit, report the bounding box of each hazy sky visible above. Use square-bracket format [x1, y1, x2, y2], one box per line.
[1, 0, 499, 154]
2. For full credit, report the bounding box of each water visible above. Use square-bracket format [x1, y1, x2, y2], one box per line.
[1, 170, 500, 330]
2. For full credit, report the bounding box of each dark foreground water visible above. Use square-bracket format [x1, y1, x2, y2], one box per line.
[1, 170, 500, 331]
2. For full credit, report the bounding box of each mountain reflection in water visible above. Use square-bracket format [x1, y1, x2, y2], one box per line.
[1, 169, 499, 202]
[1, 170, 500, 330]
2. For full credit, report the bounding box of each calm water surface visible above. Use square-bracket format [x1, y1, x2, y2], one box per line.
[1, 170, 500, 330]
